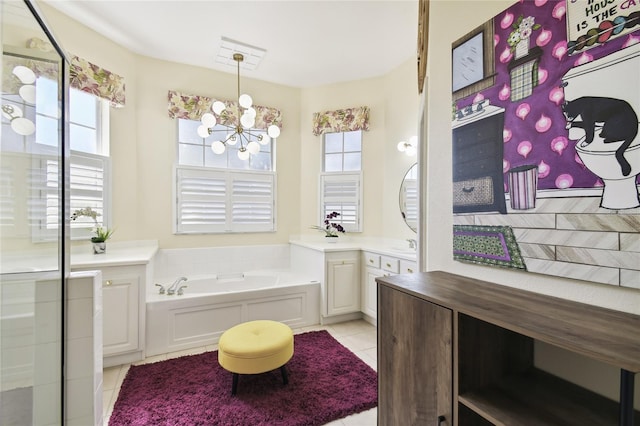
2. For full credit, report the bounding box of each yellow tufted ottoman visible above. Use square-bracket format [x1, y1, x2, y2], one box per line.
[218, 320, 294, 395]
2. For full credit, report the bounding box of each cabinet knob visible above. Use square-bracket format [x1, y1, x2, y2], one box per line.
[105, 280, 113, 286]
[438, 415, 445, 425]
[369, 259, 374, 263]
[386, 263, 391, 267]
[407, 268, 413, 273]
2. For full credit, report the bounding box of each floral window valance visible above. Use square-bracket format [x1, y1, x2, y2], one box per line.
[2, 38, 126, 108]
[167, 90, 283, 130]
[70, 55, 126, 108]
[312, 106, 370, 136]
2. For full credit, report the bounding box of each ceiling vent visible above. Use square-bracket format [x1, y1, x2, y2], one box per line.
[215, 37, 266, 71]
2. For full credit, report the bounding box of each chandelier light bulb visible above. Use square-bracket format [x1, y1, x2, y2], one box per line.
[12, 65, 36, 84]
[212, 101, 226, 115]
[211, 140, 226, 154]
[19, 85, 36, 104]
[238, 94, 253, 109]
[247, 141, 260, 155]
[201, 112, 216, 128]
[397, 141, 408, 152]
[405, 144, 417, 156]
[245, 107, 256, 118]
[11, 117, 35, 136]
[226, 134, 238, 146]
[237, 148, 250, 160]
[240, 113, 255, 129]
[258, 134, 270, 145]
[267, 124, 280, 138]
[197, 125, 210, 138]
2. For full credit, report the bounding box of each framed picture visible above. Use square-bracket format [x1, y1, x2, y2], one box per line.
[452, 20, 496, 101]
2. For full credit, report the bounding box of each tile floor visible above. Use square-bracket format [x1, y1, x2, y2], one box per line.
[102, 319, 378, 425]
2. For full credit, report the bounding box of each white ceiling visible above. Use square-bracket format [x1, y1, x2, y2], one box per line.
[43, 0, 419, 88]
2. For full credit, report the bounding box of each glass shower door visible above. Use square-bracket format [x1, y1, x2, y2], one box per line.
[0, 0, 68, 424]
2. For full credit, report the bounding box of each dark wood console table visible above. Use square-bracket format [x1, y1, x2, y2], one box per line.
[377, 271, 640, 426]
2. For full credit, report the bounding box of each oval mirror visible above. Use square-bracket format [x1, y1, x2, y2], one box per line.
[399, 163, 418, 233]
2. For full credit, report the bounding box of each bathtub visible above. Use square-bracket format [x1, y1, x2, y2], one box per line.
[145, 270, 320, 356]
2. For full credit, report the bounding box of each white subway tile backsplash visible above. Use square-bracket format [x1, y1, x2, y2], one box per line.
[621, 269, 640, 289]
[477, 213, 555, 228]
[620, 233, 640, 253]
[513, 229, 618, 250]
[524, 258, 619, 285]
[556, 247, 640, 270]
[557, 214, 640, 232]
[518, 243, 555, 260]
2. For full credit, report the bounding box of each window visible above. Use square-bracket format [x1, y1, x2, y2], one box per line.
[320, 131, 362, 232]
[174, 118, 276, 234]
[1, 78, 110, 241]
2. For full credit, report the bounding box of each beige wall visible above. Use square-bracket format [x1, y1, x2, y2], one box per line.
[38, 3, 419, 250]
[299, 57, 419, 240]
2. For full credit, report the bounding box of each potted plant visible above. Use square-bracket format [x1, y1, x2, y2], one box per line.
[311, 211, 346, 240]
[71, 207, 114, 254]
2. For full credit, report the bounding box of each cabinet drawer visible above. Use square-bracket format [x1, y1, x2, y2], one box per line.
[364, 253, 380, 269]
[453, 176, 495, 206]
[400, 260, 417, 274]
[381, 256, 400, 273]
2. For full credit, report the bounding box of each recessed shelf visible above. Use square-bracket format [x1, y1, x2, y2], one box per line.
[459, 368, 640, 426]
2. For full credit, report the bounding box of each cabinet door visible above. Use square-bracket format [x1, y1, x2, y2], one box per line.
[363, 268, 384, 318]
[102, 276, 139, 355]
[326, 258, 359, 316]
[378, 284, 452, 426]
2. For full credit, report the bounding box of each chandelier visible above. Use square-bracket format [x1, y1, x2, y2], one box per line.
[197, 53, 280, 160]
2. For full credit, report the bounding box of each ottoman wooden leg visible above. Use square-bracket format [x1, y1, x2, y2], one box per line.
[280, 365, 288, 385]
[232, 373, 239, 396]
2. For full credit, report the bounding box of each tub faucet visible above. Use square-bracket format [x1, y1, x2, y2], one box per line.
[407, 239, 417, 250]
[167, 277, 188, 295]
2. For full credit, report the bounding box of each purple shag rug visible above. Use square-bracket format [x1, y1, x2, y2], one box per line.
[109, 330, 377, 425]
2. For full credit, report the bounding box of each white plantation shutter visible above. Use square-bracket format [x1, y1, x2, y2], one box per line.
[32, 152, 110, 241]
[69, 153, 110, 239]
[320, 172, 362, 232]
[175, 167, 275, 233]
[0, 165, 16, 229]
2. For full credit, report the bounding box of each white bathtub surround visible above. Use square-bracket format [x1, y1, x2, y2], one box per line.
[152, 244, 291, 283]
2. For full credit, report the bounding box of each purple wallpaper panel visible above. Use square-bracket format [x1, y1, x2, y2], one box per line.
[455, 0, 640, 192]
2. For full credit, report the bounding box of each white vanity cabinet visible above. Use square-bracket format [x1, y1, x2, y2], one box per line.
[290, 243, 361, 324]
[326, 254, 360, 317]
[72, 263, 148, 367]
[71, 242, 157, 367]
[100, 267, 141, 357]
[362, 251, 416, 322]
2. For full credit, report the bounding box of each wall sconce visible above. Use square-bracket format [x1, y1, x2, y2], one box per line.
[397, 135, 417, 156]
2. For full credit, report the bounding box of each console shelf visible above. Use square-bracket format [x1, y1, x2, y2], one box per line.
[377, 271, 640, 426]
[460, 368, 640, 426]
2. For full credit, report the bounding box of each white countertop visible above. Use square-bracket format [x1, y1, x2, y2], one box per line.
[289, 238, 417, 261]
[71, 240, 159, 269]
